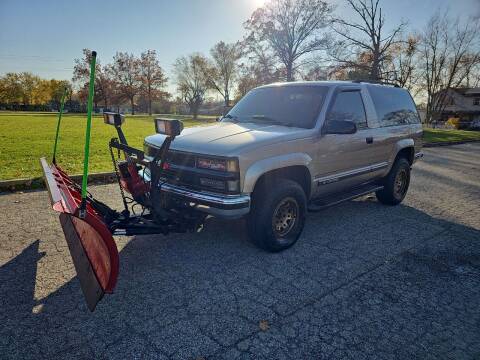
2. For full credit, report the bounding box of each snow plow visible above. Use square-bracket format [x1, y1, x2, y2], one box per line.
[41, 51, 204, 311]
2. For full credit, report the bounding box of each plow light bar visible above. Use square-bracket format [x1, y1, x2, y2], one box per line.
[103, 112, 125, 126]
[155, 118, 183, 137]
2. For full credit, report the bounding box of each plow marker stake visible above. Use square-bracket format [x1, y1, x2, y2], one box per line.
[80, 50, 96, 217]
[52, 87, 68, 163]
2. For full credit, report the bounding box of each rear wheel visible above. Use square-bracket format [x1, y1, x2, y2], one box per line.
[247, 179, 306, 252]
[376, 157, 411, 205]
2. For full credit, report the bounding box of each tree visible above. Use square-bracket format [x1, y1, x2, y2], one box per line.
[236, 43, 282, 98]
[17, 72, 42, 105]
[73, 49, 114, 109]
[174, 54, 210, 119]
[0, 73, 72, 109]
[49, 80, 72, 110]
[331, 0, 406, 81]
[245, 0, 332, 82]
[302, 64, 331, 81]
[31, 78, 51, 105]
[111, 52, 142, 114]
[383, 35, 420, 90]
[0, 73, 22, 104]
[208, 41, 243, 107]
[419, 12, 480, 122]
[138, 50, 168, 115]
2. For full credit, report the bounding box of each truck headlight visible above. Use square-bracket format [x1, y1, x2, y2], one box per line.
[196, 157, 238, 172]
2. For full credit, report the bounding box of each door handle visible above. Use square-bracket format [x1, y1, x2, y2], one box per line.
[366, 137, 373, 144]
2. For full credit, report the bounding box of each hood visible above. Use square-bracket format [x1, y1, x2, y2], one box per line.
[144, 122, 310, 156]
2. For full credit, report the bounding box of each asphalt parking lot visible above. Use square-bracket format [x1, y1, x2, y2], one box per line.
[1, 143, 479, 359]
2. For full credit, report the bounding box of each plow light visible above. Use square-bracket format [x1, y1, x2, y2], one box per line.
[155, 118, 183, 137]
[103, 112, 125, 126]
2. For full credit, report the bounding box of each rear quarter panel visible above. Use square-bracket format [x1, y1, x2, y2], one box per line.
[385, 123, 423, 173]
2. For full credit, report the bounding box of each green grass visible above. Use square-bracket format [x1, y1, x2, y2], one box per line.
[2, 112, 479, 181]
[0, 111, 216, 180]
[423, 128, 480, 144]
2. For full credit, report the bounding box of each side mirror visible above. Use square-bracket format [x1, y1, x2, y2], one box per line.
[154, 118, 184, 137]
[103, 112, 125, 127]
[323, 120, 357, 135]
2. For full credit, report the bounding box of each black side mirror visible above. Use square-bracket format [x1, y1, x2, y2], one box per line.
[323, 120, 357, 134]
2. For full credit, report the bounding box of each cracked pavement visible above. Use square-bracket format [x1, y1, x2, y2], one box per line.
[1, 143, 479, 359]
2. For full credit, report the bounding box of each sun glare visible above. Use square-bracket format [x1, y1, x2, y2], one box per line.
[253, 0, 265, 8]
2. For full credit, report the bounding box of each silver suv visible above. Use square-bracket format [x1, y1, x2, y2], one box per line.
[144, 81, 423, 252]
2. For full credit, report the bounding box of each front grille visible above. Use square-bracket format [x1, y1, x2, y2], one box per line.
[144, 144, 239, 194]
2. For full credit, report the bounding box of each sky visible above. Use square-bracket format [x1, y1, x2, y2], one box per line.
[1, 0, 479, 93]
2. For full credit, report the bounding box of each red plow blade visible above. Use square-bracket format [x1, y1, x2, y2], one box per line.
[40, 158, 119, 311]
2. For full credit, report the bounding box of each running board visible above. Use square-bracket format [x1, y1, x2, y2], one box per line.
[308, 183, 383, 212]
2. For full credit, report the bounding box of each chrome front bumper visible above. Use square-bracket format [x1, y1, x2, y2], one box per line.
[160, 182, 251, 218]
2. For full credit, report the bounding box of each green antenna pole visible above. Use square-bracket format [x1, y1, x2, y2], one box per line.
[52, 87, 68, 163]
[80, 50, 97, 217]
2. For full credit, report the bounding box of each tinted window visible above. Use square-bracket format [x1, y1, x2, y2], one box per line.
[369, 86, 420, 126]
[225, 86, 328, 128]
[326, 91, 367, 127]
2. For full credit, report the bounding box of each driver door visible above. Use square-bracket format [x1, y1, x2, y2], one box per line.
[312, 87, 377, 197]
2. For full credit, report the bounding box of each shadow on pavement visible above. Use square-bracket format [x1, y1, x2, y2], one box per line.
[1, 201, 479, 359]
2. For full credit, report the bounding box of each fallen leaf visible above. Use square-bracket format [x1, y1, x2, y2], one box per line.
[259, 319, 269, 332]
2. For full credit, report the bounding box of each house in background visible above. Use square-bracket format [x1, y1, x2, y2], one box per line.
[438, 87, 480, 125]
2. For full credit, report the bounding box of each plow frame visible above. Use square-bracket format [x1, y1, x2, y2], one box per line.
[41, 50, 204, 311]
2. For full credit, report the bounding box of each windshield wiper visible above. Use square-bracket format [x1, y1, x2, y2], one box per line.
[222, 114, 238, 122]
[251, 115, 281, 123]
[251, 115, 294, 127]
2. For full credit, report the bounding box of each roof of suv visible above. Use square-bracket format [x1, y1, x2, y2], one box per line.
[256, 80, 397, 89]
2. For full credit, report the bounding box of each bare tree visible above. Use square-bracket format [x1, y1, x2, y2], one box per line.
[138, 50, 168, 115]
[244, 0, 332, 82]
[208, 41, 243, 107]
[419, 12, 480, 122]
[111, 52, 141, 115]
[331, 0, 406, 81]
[236, 42, 283, 98]
[383, 35, 420, 90]
[174, 54, 210, 119]
[73, 49, 114, 109]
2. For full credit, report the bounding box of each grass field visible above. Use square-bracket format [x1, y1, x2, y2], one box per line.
[0, 112, 216, 180]
[422, 128, 480, 144]
[1, 112, 479, 181]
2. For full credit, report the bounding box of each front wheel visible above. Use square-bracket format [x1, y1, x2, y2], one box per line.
[376, 157, 411, 205]
[247, 179, 306, 252]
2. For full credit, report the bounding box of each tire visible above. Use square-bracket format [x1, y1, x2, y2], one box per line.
[375, 157, 411, 205]
[247, 178, 306, 252]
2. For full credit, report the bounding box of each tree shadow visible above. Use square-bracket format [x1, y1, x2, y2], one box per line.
[1, 200, 479, 359]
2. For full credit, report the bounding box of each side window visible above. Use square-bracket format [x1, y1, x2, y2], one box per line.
[326, 91, 367, 128]
[369, 86, 420, 126]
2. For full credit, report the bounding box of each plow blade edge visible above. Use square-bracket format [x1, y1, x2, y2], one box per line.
[40, 158, 119, 311]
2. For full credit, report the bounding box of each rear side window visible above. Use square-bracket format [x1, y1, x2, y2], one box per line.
[368, 86, 420, 126]
[326, 90, 367, 128]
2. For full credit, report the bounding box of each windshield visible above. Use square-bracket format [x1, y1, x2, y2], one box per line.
[224, 85, 328, 128]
